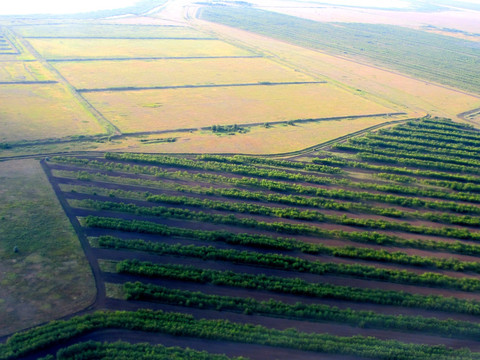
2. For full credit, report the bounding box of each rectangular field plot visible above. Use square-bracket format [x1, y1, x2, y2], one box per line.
[84, 83, 398, 133]
[53, 58, 316, 90]
[12, 24, 209, 39]
[0, 61, 53, 82]
[28, 38, 252, 60]
[0, 84, 105, 142]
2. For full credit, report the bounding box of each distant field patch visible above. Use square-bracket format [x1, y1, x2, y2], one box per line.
[83, 83, 398, 133]
[53, 58, 316, 90]
[0, 34, 16, 54]
[27, 38, 252, 60]
[12, 24, 209, 38]
[0, 61, 52, 82]
[0, 84, 104, 143]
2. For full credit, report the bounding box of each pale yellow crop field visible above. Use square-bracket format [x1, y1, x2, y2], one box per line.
[0, 84, 104, 142]
[13, 24, 208, 38]
[199, 21, 480, 123]
[129, 116, 404, 155]
[83, 83, 399, 133]
[27, 38, 252, 60]
[0, 61, 52, 82]
[53, 57, 316, 89]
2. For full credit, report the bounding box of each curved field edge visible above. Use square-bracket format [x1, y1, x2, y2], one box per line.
[0, 159, 95, 337]
[2, 309, 480, 360]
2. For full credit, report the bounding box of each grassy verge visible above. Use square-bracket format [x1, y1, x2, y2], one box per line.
[0, 159, 95, 336]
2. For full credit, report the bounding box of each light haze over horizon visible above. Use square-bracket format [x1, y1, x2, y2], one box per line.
[0, 0, 480, 15]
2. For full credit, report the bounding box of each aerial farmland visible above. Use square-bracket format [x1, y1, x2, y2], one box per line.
[1, 0, 480, 359]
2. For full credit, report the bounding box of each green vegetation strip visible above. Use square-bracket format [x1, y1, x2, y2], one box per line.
[45, 341, 245, 360]
[97, 234, 480, 274]
[99, 236, 480, 291]
[117, 260, 480, 316]
[74, 199, 480, 242]
[124, 281, 480, 340]
[51, 155, 480, 214]
[84, 216, 480, 257]
[3, 309, 479, 360]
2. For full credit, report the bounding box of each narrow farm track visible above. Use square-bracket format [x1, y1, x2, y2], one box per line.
[9, 118, 480, 359]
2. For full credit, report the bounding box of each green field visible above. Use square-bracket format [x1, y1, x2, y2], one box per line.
[200, 6, 480, 94]
[0, 159, 95, 336]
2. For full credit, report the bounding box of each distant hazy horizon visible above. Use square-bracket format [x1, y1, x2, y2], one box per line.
[0, 0, 142, 15]
[1, 0, 480, 15]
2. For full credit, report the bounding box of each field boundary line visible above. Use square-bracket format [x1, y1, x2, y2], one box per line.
[77, 81, 327, 92]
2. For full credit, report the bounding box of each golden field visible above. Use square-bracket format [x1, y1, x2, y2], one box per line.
[197, 20, 480, 123]
[27, 38, 253, 60]
[13, 24, 208, 38]
[83, 82, 400, 133]
[0, 84, 104, 142]
[53, 57, 316, 89]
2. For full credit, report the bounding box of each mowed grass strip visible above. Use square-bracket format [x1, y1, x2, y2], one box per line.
[53, 57, 316, 90]
[0, 84, 104, 143]
[27, 38, 253, 60]
[83, 83, 397, 133]
[13, 24, 210, 38]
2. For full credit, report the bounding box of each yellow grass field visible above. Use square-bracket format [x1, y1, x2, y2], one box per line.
[13, 24, 208, 38]
[103, 116, 408, 155]
[0, 61, 52, 82]
[0, 84, 105, 142]
[83, 83, 400, 134]
[198, 21, 480, 123]
[27, 38, 252, 60]
[53, 57, 316, 89]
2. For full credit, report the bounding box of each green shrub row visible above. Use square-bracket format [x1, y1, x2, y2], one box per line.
[3, 308, 479, 360]
[117, 260, 480, 316]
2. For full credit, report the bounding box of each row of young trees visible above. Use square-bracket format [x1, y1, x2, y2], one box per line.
[75, 199, 480, 242]
[52, 341, 244, 360]
[123, 281, 480, 340]
[51, 156, 480, 214]
[117, 260, 480, 316]
[4, 309, 480, 360]
[97, 235, 480, 273]
[85, 216, 480, 257]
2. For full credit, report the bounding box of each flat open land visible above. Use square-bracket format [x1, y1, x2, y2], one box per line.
[0, 61, 53, 82]
[0, 84, 105, 142]
[53, 57, 316, 90]
[12, 24, 209, 38]
[196, 20, 480, 123]
[83, 83, 399, 133]
[28, 38, 253, 60]
[0, 159, 95, 337]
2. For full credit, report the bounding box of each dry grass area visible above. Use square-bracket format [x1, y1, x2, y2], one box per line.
[0, 61, 53, 82]
[0, 159, 95, 337]
[0, 84, 104, 142]
[83, 83, 398, 134]
[53, 57, 316, 89]
[109, 115, 405, 154]
[27, 38, 252, 60]
[13, 24, 208, 38]
[197, 20, 480, 123]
